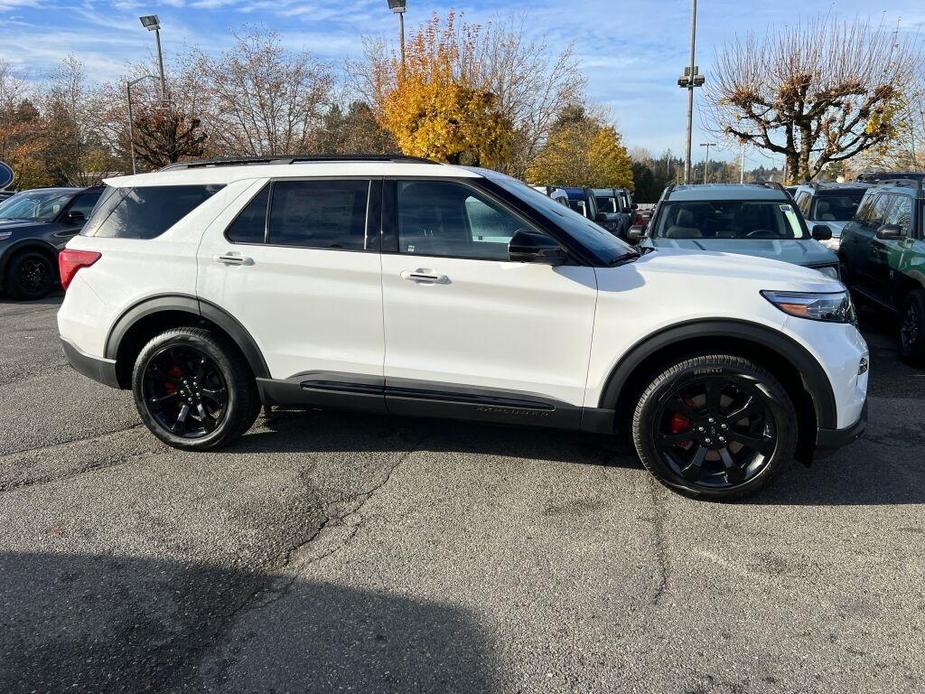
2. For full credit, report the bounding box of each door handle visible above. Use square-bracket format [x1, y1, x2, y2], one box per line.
[400, 269, 449, 284]
[213, 253, 254, 266]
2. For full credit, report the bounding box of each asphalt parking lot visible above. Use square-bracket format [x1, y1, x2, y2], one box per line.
[1, 296, 923, 693]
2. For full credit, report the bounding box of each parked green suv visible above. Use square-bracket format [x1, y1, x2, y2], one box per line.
[839, 179, 925, 364]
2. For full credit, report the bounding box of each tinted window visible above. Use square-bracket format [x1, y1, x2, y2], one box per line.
[83, 185, 223, 239]
[867, 194, 894, 227]
[397, 180, 528, 261]
[226, 185, 269, 244]
[885, 195, 913, 235]
[654, 201, 806, 239]
[268, 180, 369, 250]
[67, 191, 102, 219]
[795, 192, 811, 216]
[0, 190, 74, 221]
[812, 191, 865, 222]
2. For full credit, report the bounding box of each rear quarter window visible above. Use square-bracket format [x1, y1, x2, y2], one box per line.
[82, 185, 224, 239]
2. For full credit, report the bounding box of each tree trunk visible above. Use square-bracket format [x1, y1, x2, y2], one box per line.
[785, 153, 800, 185]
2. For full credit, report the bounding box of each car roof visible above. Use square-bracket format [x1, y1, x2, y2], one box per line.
[104, 159, 482, 188]
[796, 183, 871, 195]
[665, 184, 789, 202]
[11, 187, 84, 195]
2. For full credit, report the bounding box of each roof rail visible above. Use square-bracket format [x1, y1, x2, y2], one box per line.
[660, 183, 677, 201]
[159, 154, 440, 171]
[749, 180, 788, 194]
[876, 178, 924, 195]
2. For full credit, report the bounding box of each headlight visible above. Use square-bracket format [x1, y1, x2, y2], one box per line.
[815, 264, 840, 280]
[761, 290, 856, 324]
[0, 231, 12, 242]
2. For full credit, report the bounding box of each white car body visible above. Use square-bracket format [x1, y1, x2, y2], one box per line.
[58, 158, 868, 461]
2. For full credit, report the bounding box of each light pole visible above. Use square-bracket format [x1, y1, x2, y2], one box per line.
[387, 0, 407, 70]
[700, 142, 715, 184]
[126, 75, 158, 175]
[139, 15, 167, 103]
[677, 0, 704, 184]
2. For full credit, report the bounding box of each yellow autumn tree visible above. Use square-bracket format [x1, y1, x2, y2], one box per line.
[377, 13, 514, 167]
[527, 107, 634, 189]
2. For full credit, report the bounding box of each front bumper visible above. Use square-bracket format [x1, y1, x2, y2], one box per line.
[61, 338, 120, 389]
[815, 399, 867, 458]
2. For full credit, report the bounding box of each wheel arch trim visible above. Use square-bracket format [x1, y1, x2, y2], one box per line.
[104, 293, 270, 380]
[596, 318, 838, 430]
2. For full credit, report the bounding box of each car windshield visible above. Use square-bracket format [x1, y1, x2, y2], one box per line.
[654, 200, 807, 240]
[0, 190, 73, 221]
[596, 196, 618, 213]
[812, 192, 865, 222]
[490, 176, 635, 263]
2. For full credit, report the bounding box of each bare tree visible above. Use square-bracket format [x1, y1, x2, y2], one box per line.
[188, 28, 334, 156]
[705, 17, 921, 183]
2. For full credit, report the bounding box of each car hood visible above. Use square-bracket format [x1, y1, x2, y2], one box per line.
[625, 247, 843, 292]
[645, 237, 838, 267]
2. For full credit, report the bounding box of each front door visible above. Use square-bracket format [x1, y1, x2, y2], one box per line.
[379, 179, 597, 425]
[197, 178, 385, 394]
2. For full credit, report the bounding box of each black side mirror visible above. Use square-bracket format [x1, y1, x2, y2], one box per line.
[876, 224, 903, 240]
[509, 229, 566, 266]
[627, 225, 647, 244]
[65, 210, 86, 224]
[811, 224, 832, 241]
[595, 211, 609, 223]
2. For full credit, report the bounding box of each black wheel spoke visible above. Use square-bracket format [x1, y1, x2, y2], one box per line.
[706, 381, 722, 415]
[726, 430, 774, 455]
[172, 404, 190, 434]
[658, 431, 695, 446]
[718, 447, 736, 469]
[149, 392, 179, 407]
[680, 446, 708, 481]
[671, 397, 698, 418]
[724, 396, 760, 423]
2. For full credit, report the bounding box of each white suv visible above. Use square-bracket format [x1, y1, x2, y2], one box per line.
[57, 156, 869, 500]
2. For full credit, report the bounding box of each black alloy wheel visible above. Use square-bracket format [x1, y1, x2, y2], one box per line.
[132, 327, 261, 450]
[142, 345, 228, 439]
[633, 355, 797, 500]
[899, 289, 925, 365]
[6, 250, 55, 300]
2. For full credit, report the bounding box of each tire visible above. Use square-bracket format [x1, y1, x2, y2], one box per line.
[132, 327, 261, 450]
[898, 289, 925, 366]
[5, 249, 57, 300]
[632, 355, 797, 501]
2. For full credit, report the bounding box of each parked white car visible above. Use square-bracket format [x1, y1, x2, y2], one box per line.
[58, 156, 868, 499]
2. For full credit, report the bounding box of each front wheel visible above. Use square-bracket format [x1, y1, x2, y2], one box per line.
[898, 289, 925, 366]
[632, 355, 797, 501]
[5, 250, 56, 300]
[132, 327, 261, 450]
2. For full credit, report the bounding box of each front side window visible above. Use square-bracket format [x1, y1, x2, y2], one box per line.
[83, 185, 224, 239]
[885, 195, 913, 236]
[268, 180, 370, 250]
[795, 191, 811, 216]
[866, 194, 894, 228]
[66, 192, 102, 219]
[812, 191, 865, 222]
[596, 196, 618, 213]
[654, 201, 806, 240]
[0, 190, 74, 222]
[396, 180, 528, 261]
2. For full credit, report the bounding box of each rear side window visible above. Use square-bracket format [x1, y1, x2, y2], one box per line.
[267, 180, 370, 250]
[226, 185, 270, 244]
[83, 185, 224, 239]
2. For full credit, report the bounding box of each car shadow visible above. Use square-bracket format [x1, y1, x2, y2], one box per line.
[0, 551, 496, 693]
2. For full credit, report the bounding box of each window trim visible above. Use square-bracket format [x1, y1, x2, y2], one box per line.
[223, 176, 380, 253]
[382, 176, 570, 264]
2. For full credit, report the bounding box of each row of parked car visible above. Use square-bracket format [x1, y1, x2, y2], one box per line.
[532, 173, 925, 365]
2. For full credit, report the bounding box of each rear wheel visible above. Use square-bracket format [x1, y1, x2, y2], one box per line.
[5, 249, 56, 300]
[632, 355, 797, 501]
[898, 289, 925, 366]
[132, 327, 261, 450]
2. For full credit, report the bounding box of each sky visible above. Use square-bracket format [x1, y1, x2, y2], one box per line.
[1, 0, 923, 166]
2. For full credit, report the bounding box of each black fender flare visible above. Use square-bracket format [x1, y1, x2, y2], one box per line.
[597, 318, 837, 430]
[104, 293, 270, 380]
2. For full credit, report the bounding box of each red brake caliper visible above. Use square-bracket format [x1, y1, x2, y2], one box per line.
[164, 365, 183, 395]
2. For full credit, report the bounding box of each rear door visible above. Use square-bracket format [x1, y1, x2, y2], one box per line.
[379, 178, 597, 424]
[197, 177, 386, 399]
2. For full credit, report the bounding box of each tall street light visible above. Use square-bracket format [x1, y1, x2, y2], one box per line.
[387, 0, 407, 70]
[126, 75, 158, 175]
[139, 15, 167, 103]
[677, 0, 704, 184]
[700, 142, 715, 183]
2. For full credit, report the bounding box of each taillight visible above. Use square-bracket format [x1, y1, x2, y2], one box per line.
[58, 249, 101, 290]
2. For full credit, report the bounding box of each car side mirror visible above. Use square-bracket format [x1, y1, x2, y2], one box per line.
[811, 224, 832, 241]
[595, 211, 609, 223]
[65, 210, 86, 224]
[632, 202, 638, 210]
[508, 229, 567, 266]
[627, 225, 647, 244]
[876, 224, 903, 240]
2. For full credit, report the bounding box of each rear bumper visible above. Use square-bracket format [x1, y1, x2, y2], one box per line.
[815, 399, 867, 458]
[61, 338, 120, 389]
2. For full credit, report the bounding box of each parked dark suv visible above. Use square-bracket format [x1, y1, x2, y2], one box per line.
[0, 186, 102, 299]
[839, 179, 925, 364]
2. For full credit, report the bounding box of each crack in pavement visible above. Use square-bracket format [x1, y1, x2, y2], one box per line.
[0, 424, 144, 459]
[646, 474, 671, 606]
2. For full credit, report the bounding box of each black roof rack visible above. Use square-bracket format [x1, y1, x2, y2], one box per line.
[159, 154, 439, 171]
[875, 178, 924, 196]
